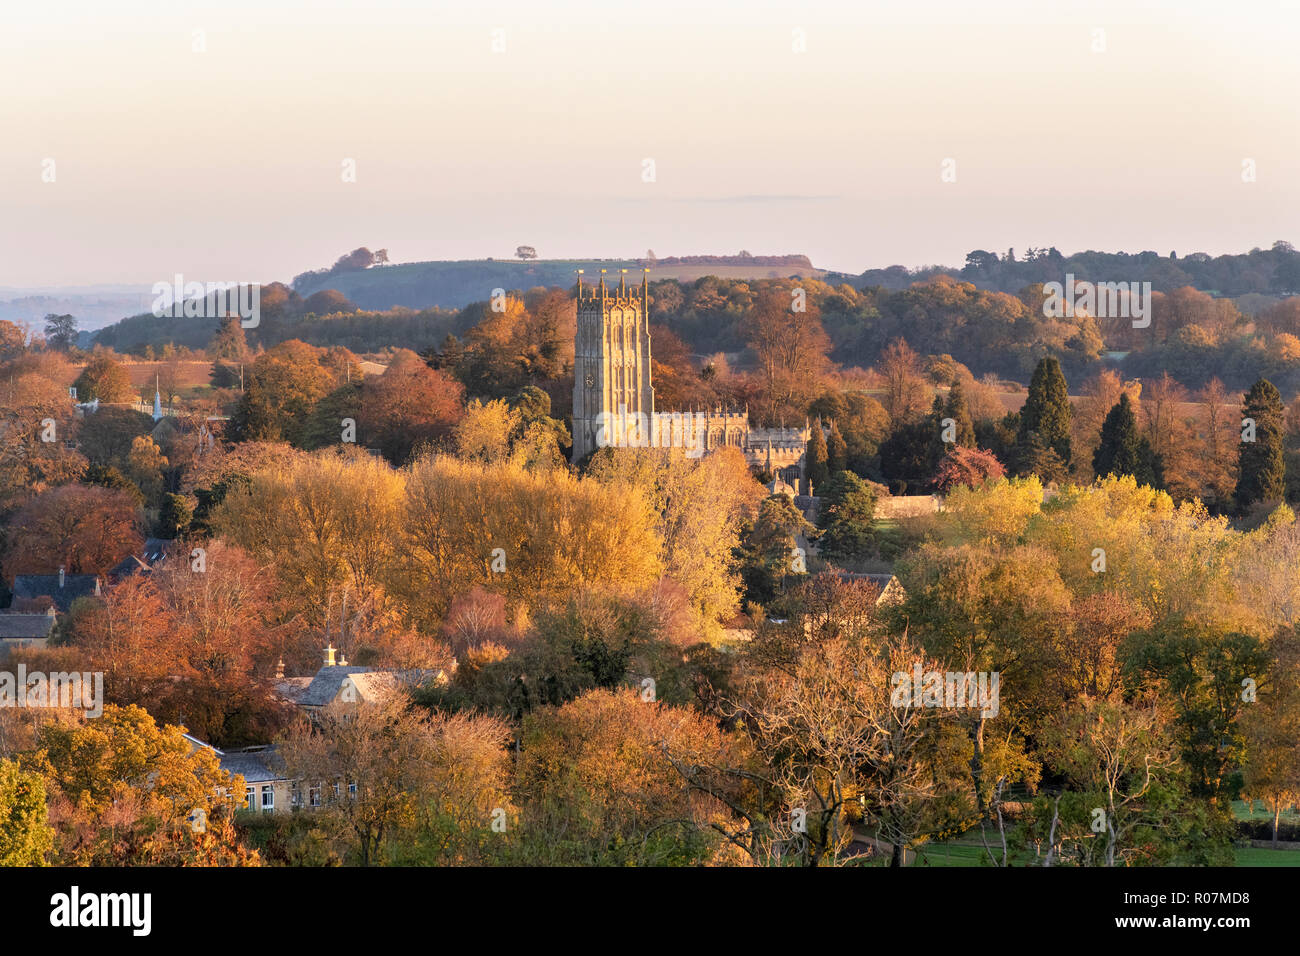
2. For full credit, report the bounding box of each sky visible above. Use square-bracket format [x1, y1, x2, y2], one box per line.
[2, 0, 1298, 287]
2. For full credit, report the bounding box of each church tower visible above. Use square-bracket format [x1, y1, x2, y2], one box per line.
[571, 269, 654, 462]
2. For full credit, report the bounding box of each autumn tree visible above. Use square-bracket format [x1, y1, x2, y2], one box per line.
[514, 689, 737, 864]
[3, 483, 143, 575]
[0, 372, 82, 505]
[73, 350, 134, 403]
[0, 759, 54, 865]
[585, 445, 761, 633]
[1127, 622, 1269, 804]
[359, 349, 464, 464]
[279, 697, 511, 866]
[125, 434, 169, 503]
[743, 284, 833, 421]
[231, 340, 359, 445]
[877, 338, 929, 424]
[933, 445, 1007, 493]
[21, 705, 255, 865]
[212, 452, 405, 632]
[456, 290, 574, 399]
[0, 320, 28, 362]
[670, 576, 959, 866]
[207, 315, 251, 363]
[1241, 634, 1300, 847]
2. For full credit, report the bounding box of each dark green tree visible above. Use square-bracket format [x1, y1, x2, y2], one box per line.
[1016, 356, 1072, 474]
[424, 333, 464, 373]
[208, 315, 250, 362]
[942, 379, 977, 448]
[878, 419, 935, 494]
[734, 494, 815, 606]
[806, 419, 830, 491]
[82, 463, 146, 506]
[1093, 393, 1163, 487]
[815, 471, 877, 565]
[825, 420, 848, 474]
[43, 313, 78, 351]
[158, 493, 193, 539]
[1128, 622, 1270, 803]
[1234, 378, 1286, 511]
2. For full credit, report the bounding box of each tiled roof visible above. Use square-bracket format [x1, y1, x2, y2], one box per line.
[0, 613, 56, 640]
[11, 575, 99, 612]
[273, 677, 314, 705]
[142, 538, 172, 563]
[837, 571, 907, 605]
[107, 539, 173, 581]
[218, 746, 285, 784]
[298, 665, 438, 708]
[298, 666, 377, 708]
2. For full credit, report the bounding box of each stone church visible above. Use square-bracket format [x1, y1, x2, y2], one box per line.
[571, 269, 809, 482]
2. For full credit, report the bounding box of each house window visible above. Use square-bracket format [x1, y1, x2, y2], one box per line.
[291, 786, 302, 808]
[332, 782, 341, 799]
[245, 786, 254, 810]
[309, 785, 321, 808]
[348, 781, 357, 799]
[261, 786, 274, 813]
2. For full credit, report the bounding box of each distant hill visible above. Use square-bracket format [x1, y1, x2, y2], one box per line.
[292, 255, 821, 311]
[0, 287, 156, 332]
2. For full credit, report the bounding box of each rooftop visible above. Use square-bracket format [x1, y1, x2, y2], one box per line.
[11, 574, 100, 612]
[0, 612, 57, 640]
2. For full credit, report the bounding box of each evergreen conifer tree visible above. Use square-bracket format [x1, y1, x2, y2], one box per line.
[1235, 378, 1286, 510]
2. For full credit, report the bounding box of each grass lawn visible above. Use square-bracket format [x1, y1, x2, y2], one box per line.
[1231, 799, 1299, 824]
[897, 841, 1300, 867]
[909, 842, 995, 867]
[1233, 846, 1300, 866]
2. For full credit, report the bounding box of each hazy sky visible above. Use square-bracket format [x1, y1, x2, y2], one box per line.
[2, 0, 1298, 287]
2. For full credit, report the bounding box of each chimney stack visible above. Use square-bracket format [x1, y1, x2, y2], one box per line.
[324, 644, 337, 667]
[275, 657, 285, 680]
